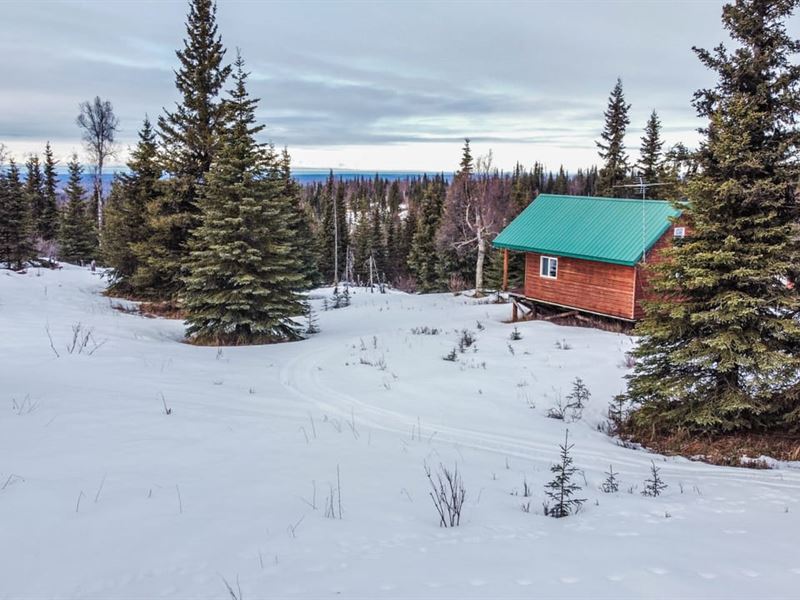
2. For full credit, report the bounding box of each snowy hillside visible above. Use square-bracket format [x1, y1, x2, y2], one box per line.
[1, 266, 799, 599]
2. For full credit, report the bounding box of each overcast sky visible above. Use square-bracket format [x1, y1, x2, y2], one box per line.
[2, 0, 794, 172]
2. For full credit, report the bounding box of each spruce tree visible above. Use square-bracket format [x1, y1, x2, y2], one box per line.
[40, 142, 60, 241]
[459, 138, 473, 175]
[58, 156, 97, 264]
[625, 0, 800, 434]
[596, 78, 631, 196]
[385, 211, 402, 283]
[103, 117, 163, 295]
[24, 155, 45, 239]
[182, 54, 304, 345]
[0, 160, 34, 270]
[553, 165, 568, 195]
[638, 110, 664, 182]
[147, 0, 231, 298]
[352, 208, 371, 283]
[641, 461, 668, 497]
[387, 180, 402, 213]
[318, 172, 337, 282]
[334, 182, 349, 281]
[368, 203, 386, 280]
[279, 147, 320, 291]
[408, 177, 446, 292]
[316, 173, 349, 283]
[544, 430, 586, 518]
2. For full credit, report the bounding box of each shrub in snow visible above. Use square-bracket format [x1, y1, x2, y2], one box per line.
[546, 381, 589, 423]
[509, 326, 522, 341]
[545, 394, 567, 420]
[555, 339, 572, 350]
[442, 348, 458, 362]
[543, 430, 586, 518]
[476, 320, 485, 331]
[641, 461, 668, 497]
[601, 464, 619, 493]
[410, 326, 439, 335]
[425, 462, 466, 527]
[457, 329, 476, 353]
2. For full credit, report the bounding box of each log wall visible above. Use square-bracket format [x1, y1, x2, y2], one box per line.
[524, 252, 637, 320]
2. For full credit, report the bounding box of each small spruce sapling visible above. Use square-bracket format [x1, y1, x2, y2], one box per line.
[607, 394, 628, 431]
[510, 326, 522, 341]
[305, 304, 320, 335]
[641, 461, 668, 497]
[601, 464, 619, 493]
[565, 377, 590, 421]
[544, 430, 586, 518]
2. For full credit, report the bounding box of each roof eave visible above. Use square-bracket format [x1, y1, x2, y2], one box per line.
[491, 241, 638, 267]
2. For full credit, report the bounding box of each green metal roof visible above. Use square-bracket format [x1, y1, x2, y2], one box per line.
[493, 194, 682, 266]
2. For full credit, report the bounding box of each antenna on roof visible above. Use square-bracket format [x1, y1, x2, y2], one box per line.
[614, 176, 669, 264]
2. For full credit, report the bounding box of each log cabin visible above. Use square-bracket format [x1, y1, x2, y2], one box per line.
[492, 194, 684, 322]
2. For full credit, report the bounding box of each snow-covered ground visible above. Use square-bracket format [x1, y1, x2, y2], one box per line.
[2, 266, 799, 599]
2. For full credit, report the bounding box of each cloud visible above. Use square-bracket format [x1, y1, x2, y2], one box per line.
[1, 0, 771, 169]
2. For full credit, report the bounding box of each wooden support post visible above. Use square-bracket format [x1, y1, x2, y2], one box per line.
[512, 301, 518, 322]
[502, 249, 509, 292]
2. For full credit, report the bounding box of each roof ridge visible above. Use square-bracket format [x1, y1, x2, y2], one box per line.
[537, 193, 672, 204]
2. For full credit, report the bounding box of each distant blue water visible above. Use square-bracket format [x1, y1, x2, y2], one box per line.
[51, 169, 452, 191]
[292, 170, 452, 185]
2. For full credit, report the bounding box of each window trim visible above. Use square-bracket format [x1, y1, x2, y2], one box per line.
[673, 226, 686, 238]
[540, 255, 558, 279]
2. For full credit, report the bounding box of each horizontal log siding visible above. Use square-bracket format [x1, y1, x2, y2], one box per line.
[634, 220, 690, 319]
[524, 252, 637, 320]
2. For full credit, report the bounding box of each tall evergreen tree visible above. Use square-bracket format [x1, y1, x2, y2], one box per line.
[103, 117, 163, 295]
[24, 155, 45, 238]
[385, 211, 402, 283]
[553, 165, 569, 195]
[317, 172, 337, 282]
[0, 160, 34, 270]
[596, 78, 631, 196]
[317, 175, 349, 283]
[280, 147, 321, 291]
[146, 0, 231, 298]
[387, 180, 402, 213]
[408, 176, 447, 291]
[459, 138, 474, 175]
[625, 0, 800, 434]
[638, 110, 664, 182]
[352, 207, 371, 282]
[58, 156, 97, 264]
[39, 142, 60, 241]
[182, 53, 304, 344]
[368, 203, 387, 280]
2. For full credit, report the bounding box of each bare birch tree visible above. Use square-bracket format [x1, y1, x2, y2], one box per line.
[77, 97, 119, 228]
[438, 150, 513, 295]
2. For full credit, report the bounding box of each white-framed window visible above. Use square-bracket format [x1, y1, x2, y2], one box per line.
[674, 226, 686, 238]
[540, 256, 558, 279]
